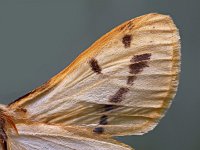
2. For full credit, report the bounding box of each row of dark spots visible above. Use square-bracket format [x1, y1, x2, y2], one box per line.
[91, 39, 151, 134]
[104, 34, 134, 105]
[93, 104, 118, 134]
[128, 53, 152, 85]
[88, 58, 112, 134]
[93, 53, 151, 134]
[106, 53, 152, 104]
[89, 37, 150, 74]
[93, 115, 108, 134]
[127, 76, 137, 86]
[132, 53, 151, 63]
[104, 104, 114, 112]
[129, 61, 149, 74]
[109, 87, 129, 103]
[94, 87, 129, 133]
[93, 88, 129, 133]
[89, 53, 129, 133]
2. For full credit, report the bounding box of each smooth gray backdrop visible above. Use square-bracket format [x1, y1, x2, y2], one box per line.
[0, 0, 199, 150]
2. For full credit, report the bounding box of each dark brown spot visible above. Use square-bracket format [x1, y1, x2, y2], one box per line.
[99, 115, 108, 125]
[109, 87, 129, 103]
[129, 61, 149, 74]
[127, 76, 137, 85]
[104, 105, 114, 111]
[89, 58, 102, 74]
[122, 34, 132, 48]
[131, 53, 151, 62]
[93, 127, 104, 134]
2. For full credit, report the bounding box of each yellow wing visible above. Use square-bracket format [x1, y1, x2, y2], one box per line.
[8, 13, 181, 136]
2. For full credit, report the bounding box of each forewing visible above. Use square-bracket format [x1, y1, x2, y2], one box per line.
[8, 13, 181, 136]
[7, 123, 132, 150]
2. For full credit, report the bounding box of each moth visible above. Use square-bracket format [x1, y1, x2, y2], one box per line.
[0, 13, 180, 150]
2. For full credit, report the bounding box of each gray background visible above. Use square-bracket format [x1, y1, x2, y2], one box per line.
[0, 0, 199, 150]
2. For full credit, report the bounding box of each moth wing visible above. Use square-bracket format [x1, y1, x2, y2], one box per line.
[6, 123, 132, 150]
[8, 13, 180, 136]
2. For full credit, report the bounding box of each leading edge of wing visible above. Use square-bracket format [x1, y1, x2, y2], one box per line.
[8, 13, 178, 109]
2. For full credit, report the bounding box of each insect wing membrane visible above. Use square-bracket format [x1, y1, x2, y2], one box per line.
[8, 13, 181, 136]
[5, 123, 132, 150]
